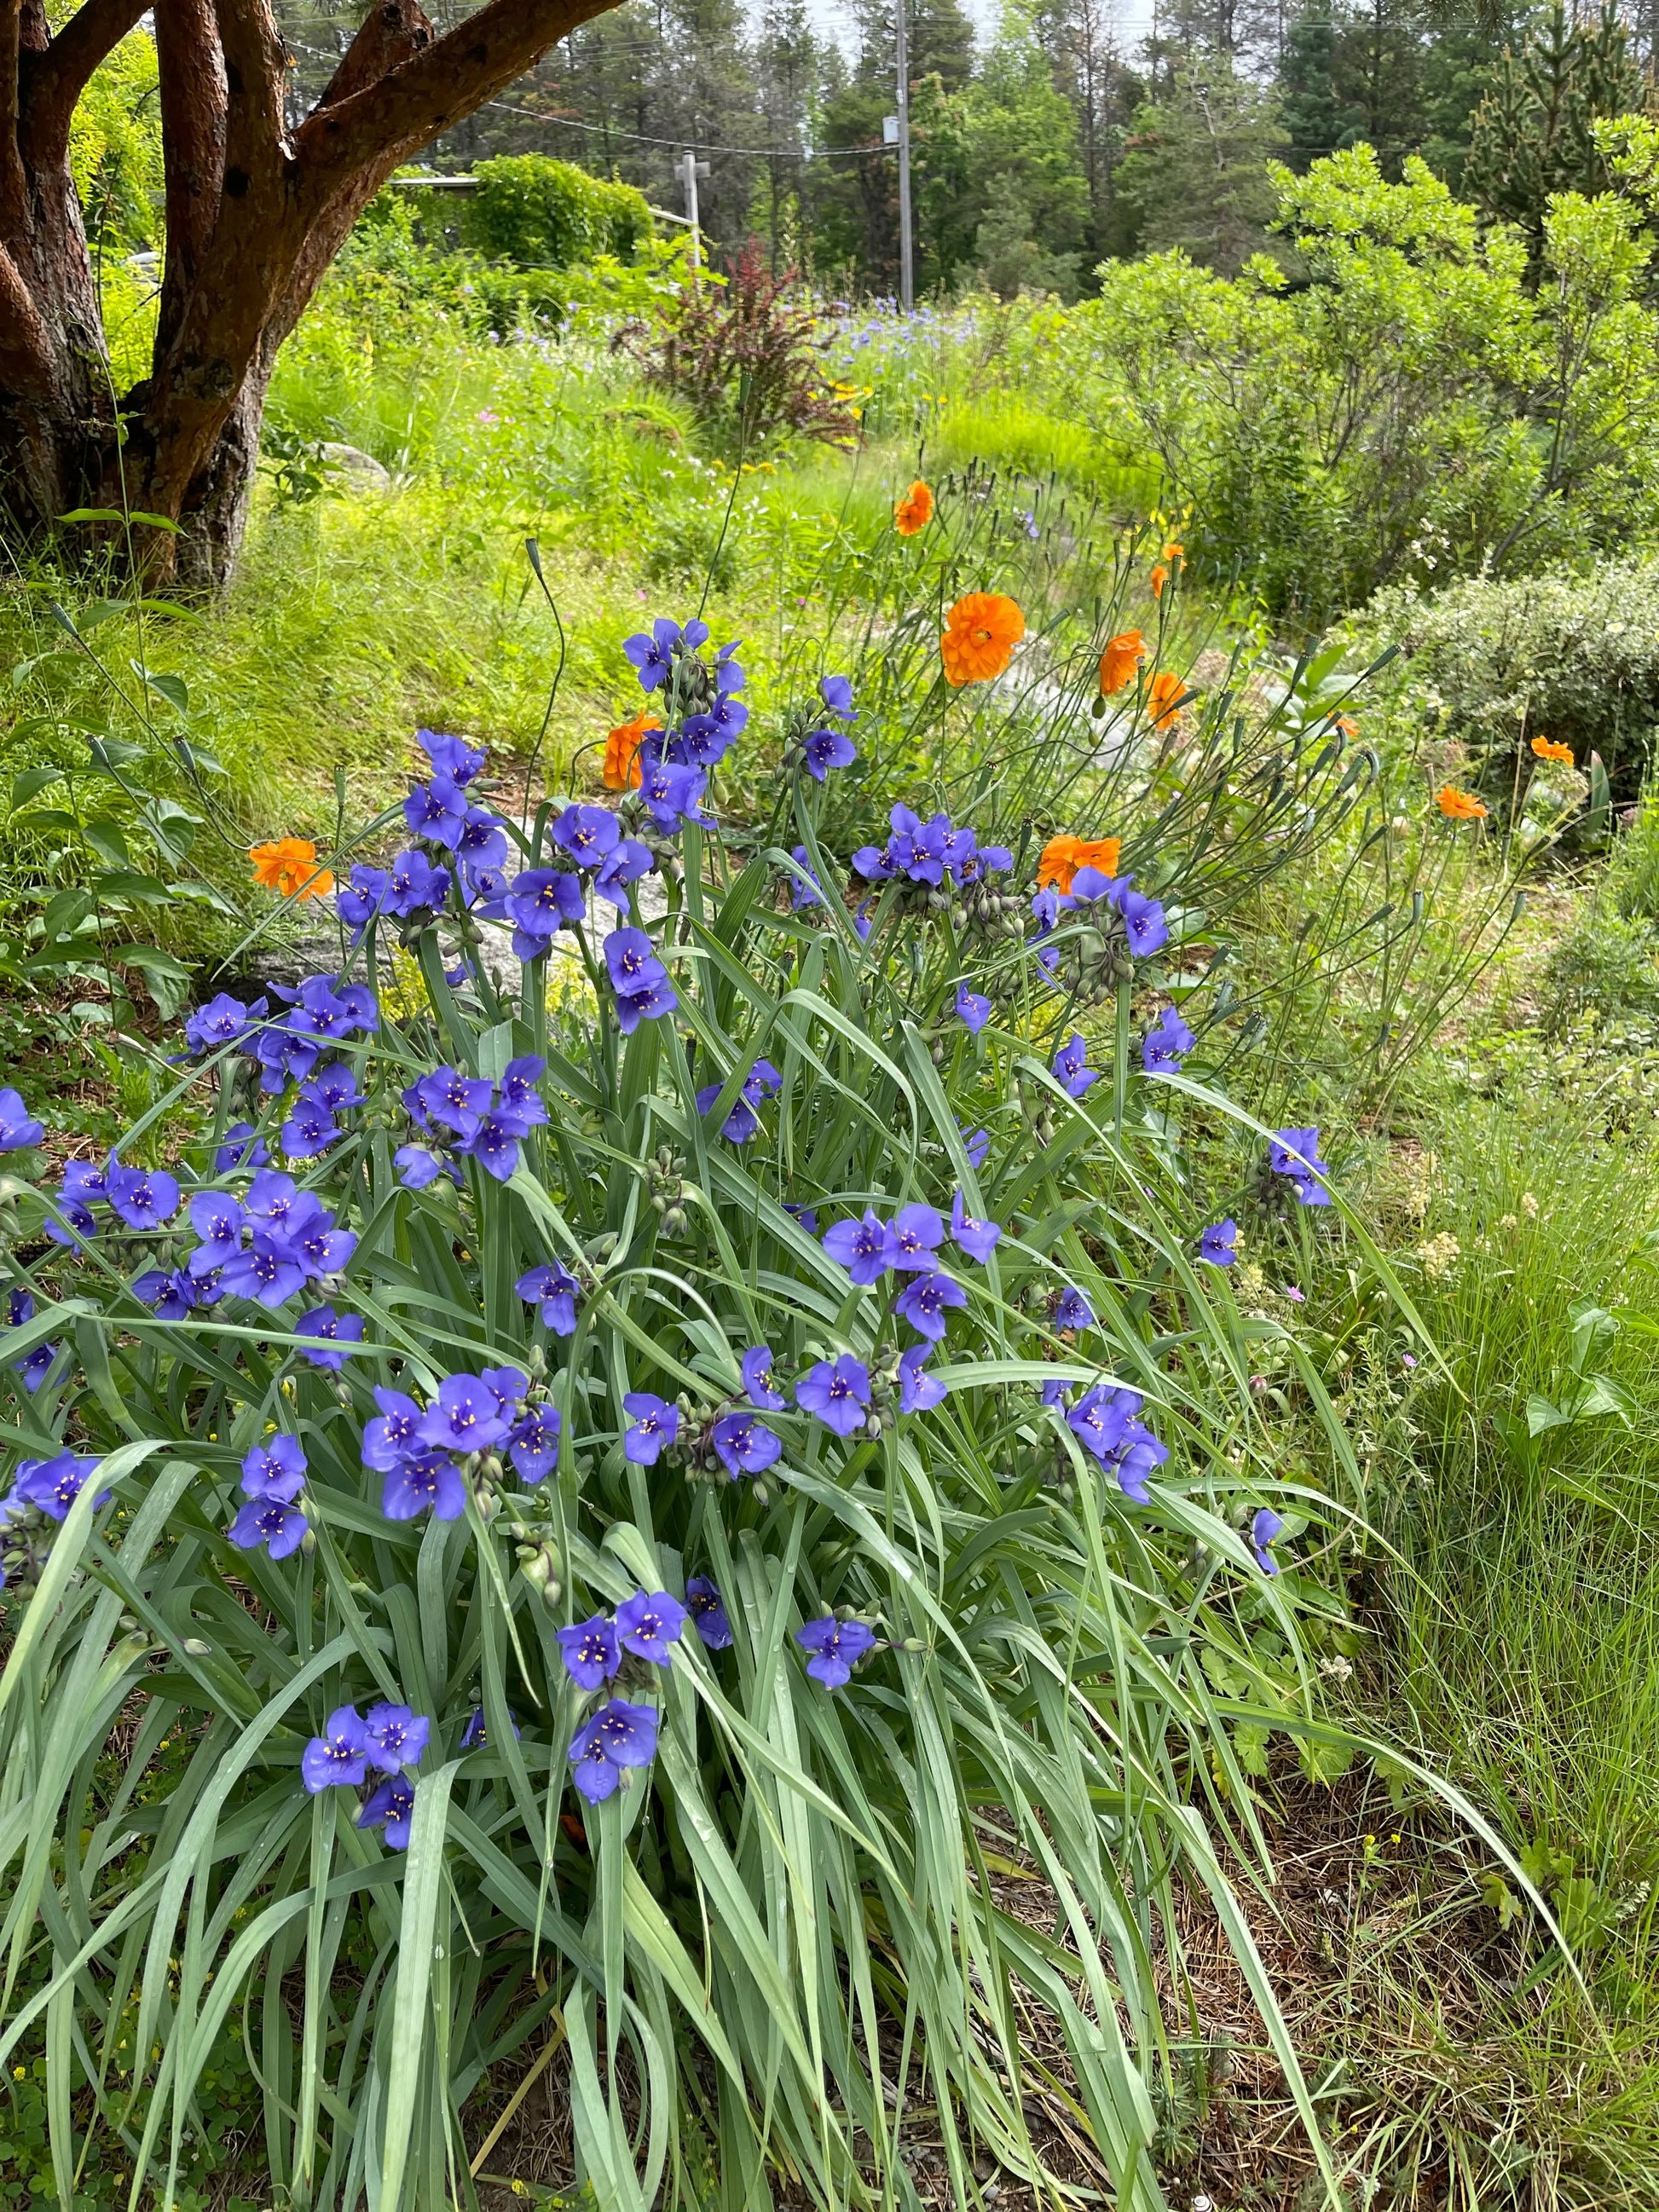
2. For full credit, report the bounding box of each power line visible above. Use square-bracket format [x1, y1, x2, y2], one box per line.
[483, 95, 887, 163]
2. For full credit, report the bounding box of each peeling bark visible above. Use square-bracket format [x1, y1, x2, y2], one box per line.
[0, 0, 618, 587]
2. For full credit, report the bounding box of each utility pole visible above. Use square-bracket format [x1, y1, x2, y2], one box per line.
[679, 151, 708, 276]
[894, 0, 914, 311]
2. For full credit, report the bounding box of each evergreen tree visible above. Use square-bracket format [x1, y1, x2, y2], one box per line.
[755, 0, 825, 269]
[1033, 0, 1145, 263]
[1116, 53, 1291, 273]
[1278, 0, 1359, 169]
[1466, 1, 1648, 280]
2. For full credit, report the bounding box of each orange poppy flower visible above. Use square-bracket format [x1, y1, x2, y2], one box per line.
[1332, 713, 1359, 739]
[1162, 540, 1184, 561]
[1150, 563, 1169, 599]
[603, 711, 657, 790]
[1098, 630, 1145, 697]
[894, 480, 934, 536]
[1436, 787, 1487, 821]
[249, 837, 334, 901]
[1037, 834, 1121, 893]
[1147, 671, 1188, 729]
[1531, 736, 1574, 764]
[940, 592, 1025, 686]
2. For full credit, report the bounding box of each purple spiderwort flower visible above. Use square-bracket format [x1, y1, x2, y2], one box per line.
[615, 1589, 687, 1664]
[623, 1393, 679, 1464]
[517, 1260, 580, 1337]
[107, 1162, 182, 1231]
[357, 1776, 415, 1850]
[1269, 1128, 1332, 1208]
[802, 726, 856, 780]
[302, 1706, 371, 1792]
[510, 1403, 562, 1483]
[795, 1354, 870, 1436]
[381, 1454, 467, 1522]
[818, 673, 857, 720]
[795, 1616, 877, 1689]
[1051, 1033, 1098, 1100]
[1251, 1507, 1284, 1574]
[214, 1123, 269, 1174]
[184, 995, 253, 1054]
[0, 1088, 43, 1150]
[741, 1344, 787, 1410]
[296, 1305, 365, 1370]
[14, 1452, 109, 1520]
[417, 1373, 511, 1453]
[559, 1614, 621, 1691]
[949, 1190, 1001, 1263]
[228, 1495, 309, 1558]
[1050, 1285, 1095, 1333]
[364, 1702, 430, 1772]
[1141, 1007, 1194, 1073]
[697, 1083, 761, 1144]
[822, 1210, 890, 1285]
[363, 1388, 423, 1470]
[569, 1699, 659, 1802]
[1199, 1219, 1238, 1268]
[897, 1344, 947, 1412]
[892, 1271, 967, 1342]
[711, 1411, 783, 1477]
[418, 727, 486, 786]
[959, 1124, 991, 1170]
[955, 984, 991, 1034]
[686, 1575, 733, 1649]
[552, 804, 620, 869]
[241, 1435, 306, 1501]
[1066, 1385, 1139, 1464]
[886, 1203, 944, 1273]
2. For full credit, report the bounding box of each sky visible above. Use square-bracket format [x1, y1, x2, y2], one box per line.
[804, 0, 1159, 62]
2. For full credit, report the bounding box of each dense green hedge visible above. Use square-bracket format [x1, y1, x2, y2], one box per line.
[460, 153, 651, 270]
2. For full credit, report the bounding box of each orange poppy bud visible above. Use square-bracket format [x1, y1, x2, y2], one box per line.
[939, 592, 1025, 686]
[249, 838, 334, 901]
[603, 711, 657, 790]
[1436, 787, 1487, 820]
[1037, 835, 1121, 893]
[1098, 630, 1145, 697]
[1530, 736, 1574, 764]
[1147, 671, 1187, 729]
[893, 480, 934, 536]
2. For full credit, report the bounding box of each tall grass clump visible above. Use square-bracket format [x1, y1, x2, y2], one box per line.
[0, 516, 1461, 2209]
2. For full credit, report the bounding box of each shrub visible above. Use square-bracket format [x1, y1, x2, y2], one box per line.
[617, 240, 859, 455]
[0, 596, 1386, 2207]
[1355, 557, 1659, 800]
[1057, 148, 1659, 618]
[461, 153, 652, 271]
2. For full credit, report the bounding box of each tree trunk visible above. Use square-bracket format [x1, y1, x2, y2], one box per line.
[0, 0, 619, 591]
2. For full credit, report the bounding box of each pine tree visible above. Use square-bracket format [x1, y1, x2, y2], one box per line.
[1115, 52, 1291, 273]
[1277, 0, 1356, 170]
[1033, 0, 1144, 263]
[755, 0, 825, 269]
[1465, 1, 1648, 278]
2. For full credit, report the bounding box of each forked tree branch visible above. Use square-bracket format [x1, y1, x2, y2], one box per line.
[22, 0, 152, 164]
[294, 0, 615, 191]
[317, 0, 434, 113]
